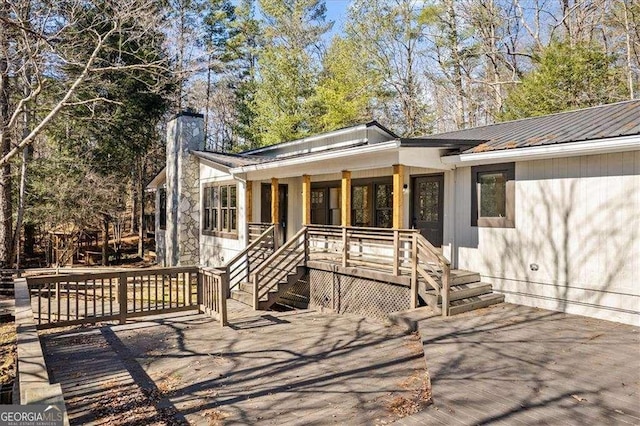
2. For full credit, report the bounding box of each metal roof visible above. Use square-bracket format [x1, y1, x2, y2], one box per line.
[191, 151, 271, 168]
[419, 100, 640, 154]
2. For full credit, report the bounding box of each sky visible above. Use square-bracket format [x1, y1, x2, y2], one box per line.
[324, 0, 351, 39]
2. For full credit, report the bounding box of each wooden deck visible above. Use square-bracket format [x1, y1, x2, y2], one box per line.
[397, 303, 640, 425]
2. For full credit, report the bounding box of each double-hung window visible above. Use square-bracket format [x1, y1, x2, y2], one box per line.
[158, 187, 167, 230]
[203, 183, 238, 236]
[471, 163, 515, 228]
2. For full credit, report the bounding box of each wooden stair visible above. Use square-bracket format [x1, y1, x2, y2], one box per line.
[0, 271, 14, 297]
[420, 270, 504, 315]
[230, 264, 307, 310]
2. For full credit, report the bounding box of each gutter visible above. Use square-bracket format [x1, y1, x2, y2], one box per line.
[231, 140, 401, 174]
[442, 135, 640, 166]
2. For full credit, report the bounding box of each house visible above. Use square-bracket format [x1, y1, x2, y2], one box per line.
[148, 101, 640, 326]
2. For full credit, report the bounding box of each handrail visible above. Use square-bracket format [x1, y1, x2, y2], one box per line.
[251, 227, 307, 309]
[225, 224, 275, 269]
[413, 233, 451, 316]
[225, 224, 276, 291]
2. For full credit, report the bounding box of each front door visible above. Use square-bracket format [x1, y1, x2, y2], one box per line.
[261, 183, 288, 244]
[412, 175, 444, 247]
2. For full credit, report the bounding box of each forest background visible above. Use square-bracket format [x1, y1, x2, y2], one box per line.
[0, 0, 637, 267]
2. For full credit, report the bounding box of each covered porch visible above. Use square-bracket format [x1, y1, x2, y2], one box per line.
[238, 142, 455, 255]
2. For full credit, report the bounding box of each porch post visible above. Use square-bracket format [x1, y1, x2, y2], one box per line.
[271, 178, 280, 247]
[393, 164, 404, 229]
[341, 171, 351, 227]
[246, 180, 252, 223]
[271, 178, 279, 224]
[302, 175, 311, 225]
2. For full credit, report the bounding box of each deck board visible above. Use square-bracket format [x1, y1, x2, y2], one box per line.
[403, 303, 640, 425]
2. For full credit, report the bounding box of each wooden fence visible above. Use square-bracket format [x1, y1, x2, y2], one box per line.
[25, 266, 227, 329]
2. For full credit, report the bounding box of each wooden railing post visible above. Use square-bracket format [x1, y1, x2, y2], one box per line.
[410, 233, 418, 309]
[219, 273, 228, 326]
[393, 230, 400, 276]
[252, 273, 260, 310]
[441, 265, 451, 317]
[118, 273, 127, 324]
[197, 271, 203, 309]
[341, 227, 348, 267]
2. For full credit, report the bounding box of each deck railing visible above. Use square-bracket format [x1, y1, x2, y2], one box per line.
[248, 222, 274, 243]
[226, 224, 276, 292]
[251, 227, 307, 309]
[27, 266, 206, 329]
[305, 225, 451, 315]
[199, 267, 228, 325]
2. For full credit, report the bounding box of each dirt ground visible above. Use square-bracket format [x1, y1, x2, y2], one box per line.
[0, 315, 16, 390]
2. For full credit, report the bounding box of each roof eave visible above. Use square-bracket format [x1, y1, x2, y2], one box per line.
[442, 134, 640, 166]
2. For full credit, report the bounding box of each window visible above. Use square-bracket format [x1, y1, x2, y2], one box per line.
[310, 183, 341, 226]
[203, 183, 238, 236]
[352, 185, 371, 226]
[351, 178, 393, 228]
[374, 183, 393, 228]
[471, 163, 515, 228]
[158, 187, 167, 230]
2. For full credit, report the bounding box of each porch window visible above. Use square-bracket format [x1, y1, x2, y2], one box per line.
[203, 183, 238, 236]
[374, 183, 393, 228]
[352, 185, 370, 226]
[351, 178, 393, 228]
[471, 163, 515, 228]
[158, 187, 167, 230]
[310, 184, 341, 226]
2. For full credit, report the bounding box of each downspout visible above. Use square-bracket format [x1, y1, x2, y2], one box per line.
[230, 171, 250, 246]
[451, 165, 458, 269]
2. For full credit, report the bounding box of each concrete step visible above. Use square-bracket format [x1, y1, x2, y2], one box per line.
[448, 293, 505, 316]
[424, 281, 493, 306]
[0, 290, 14, 296]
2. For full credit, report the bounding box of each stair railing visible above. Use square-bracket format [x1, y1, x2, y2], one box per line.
[251, 227, 308, 310]
[412, 233, 451, 316]
[225, 224, 276, 293]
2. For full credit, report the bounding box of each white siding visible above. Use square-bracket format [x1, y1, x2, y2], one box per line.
[452, 151, 640, 325]
[198, 162, 248, 267]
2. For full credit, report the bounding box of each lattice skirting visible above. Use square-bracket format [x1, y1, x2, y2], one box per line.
[277, 273, 310, 309]
[309, 269, 410, 321]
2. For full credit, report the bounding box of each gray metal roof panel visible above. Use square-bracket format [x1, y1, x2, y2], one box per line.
[420, 101, 640, 153]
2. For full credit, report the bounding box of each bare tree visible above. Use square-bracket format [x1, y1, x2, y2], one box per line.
[0, 0, 170, 265]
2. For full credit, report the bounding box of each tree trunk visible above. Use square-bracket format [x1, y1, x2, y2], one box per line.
[0, 1, 12, 267]
[102, 216, 109, 266]
[137, 158, 145, 259]
[12, 147, 29, 268]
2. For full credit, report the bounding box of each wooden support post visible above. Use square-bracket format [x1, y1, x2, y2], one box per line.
[271, 178, 281, 249]
[302, 174, 311, 225]
[246, 180, 253, 223]
[219, 273, 228, 326]
[441, 265, 451, 317]
[393, 164, 404, 229]
[342, 227, 348, 267]
[118, 273, 127, 324]
[341, 171, 351, 227]
[252, 274, 260, 310]
[410, 233, 418, 309]
[271, 178, 279, 224]
[393, 229, 400, 276]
